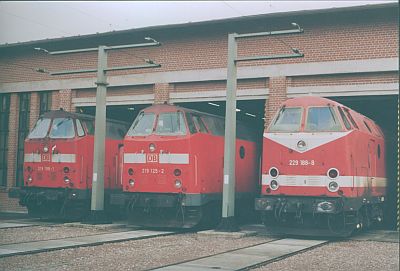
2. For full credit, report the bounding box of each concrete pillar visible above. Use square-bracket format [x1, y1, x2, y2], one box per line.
[154, 83, 171, 104]
[264, 76, 288, 128]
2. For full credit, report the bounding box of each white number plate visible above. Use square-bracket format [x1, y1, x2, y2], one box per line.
[141, 168, 165, 174]
[289, 159, 315, 166]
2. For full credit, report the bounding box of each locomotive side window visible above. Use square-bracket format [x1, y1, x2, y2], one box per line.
[156, 112, 187, 135]
[269, 107, 302, 132]
[127, 112, 156, 136]
[76, 119, 85, 137]
[377, 144, 381, 159]
[305, 107, 342, 132]
[27, 118, 51, 139]
[343, 108, 359, 129]
[363, 120, 372, 133]
[192, 115, 208, 134]
[338, 107, 351, 130]
[185, 113, 198, 134]
[49, 118, 75, 139]
[202, 116, 225, 136]
[239, 146, 245, 159]
[83, 120, 95, 135]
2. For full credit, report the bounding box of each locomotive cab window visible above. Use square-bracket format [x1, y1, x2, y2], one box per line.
[49, 118, 75, 139]
[28, 118, 51, 139]
[76, 119, 85, 137]
[127, 112, 156, 136]
[305, 107, 342, 132]
[155, 111, 187, 135]
[269, 107, 302, 132]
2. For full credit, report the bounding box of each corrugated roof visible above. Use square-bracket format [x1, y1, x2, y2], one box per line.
[0, 2, 397, 49]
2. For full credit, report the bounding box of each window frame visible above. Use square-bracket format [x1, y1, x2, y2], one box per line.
[304, 106, 343, 132]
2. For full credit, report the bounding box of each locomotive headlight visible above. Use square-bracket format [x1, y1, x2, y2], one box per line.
[63, 167, 70, 173]
[27, 176, 33, 183]
[297, 140, 306, 150]
[174, 179, 182, 188]
[328, 181, 339, 192]
[43, 146, 49, 153]
[149, 143, 156, 152]
[128, 168, 134, 175]
[270, 180, 279, 190]
[129, 179, 135, 186]
[174, 169, 182, 176]
[269, 167, 279, 178]
[327, 168, 339, 179]
[64, 176, 70, 184]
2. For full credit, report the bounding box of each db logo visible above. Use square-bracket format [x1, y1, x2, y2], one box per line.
[42, 154, 50, 162]
[147, 154, 158, 163]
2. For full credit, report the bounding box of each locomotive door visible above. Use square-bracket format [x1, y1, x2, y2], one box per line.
[367, 139, 376, 197]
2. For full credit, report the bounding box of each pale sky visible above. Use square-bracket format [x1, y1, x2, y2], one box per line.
[0, 1, 396, 45]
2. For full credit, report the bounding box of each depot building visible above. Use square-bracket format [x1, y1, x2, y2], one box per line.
[0, 3, 398, 227]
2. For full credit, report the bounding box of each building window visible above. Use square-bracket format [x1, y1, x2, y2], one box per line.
[0, 94, 10, 186]
[39, 91, 52, 115]
[16, 93, 30, 187]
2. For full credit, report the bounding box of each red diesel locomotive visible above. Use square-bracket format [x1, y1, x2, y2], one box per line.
[122, 104, 259, 228]
[255, 96, 387, 236]
[12, 110, 129, 219]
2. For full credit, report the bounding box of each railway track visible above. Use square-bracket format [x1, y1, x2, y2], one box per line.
[150, 237, 329, 271]
[0, 226, 182, 258]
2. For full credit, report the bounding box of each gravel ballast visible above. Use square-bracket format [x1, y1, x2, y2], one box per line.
[0, 225, 110, 245]
[254, 240, 399, 271]
[0, 233, 274, 270]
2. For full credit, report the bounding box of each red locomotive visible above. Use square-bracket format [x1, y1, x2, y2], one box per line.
[255, 96, 387, 236]
[11, 110, 129, 219]
[122, 104, 259, 228]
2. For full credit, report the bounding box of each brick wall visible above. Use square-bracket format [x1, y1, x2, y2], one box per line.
[75, 85, 154, 98]
[154, 83, 171, 104]
[59, 89, 72, 112]
[172, 78, 268, 93]
[29, 92, 40, 130]
[265, 76, 288, 128]
[290, 72, 399, 87]
[6, 94, 19, 188]
[51, 91, 60, 110]
[0, 191, 26, 213]
[0, 10, 397, 84]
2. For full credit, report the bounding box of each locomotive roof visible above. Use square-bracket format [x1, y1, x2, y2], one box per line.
[280, 96, 382, 136]
[40, 110, 129, 125]
[141, 104, 225, 120]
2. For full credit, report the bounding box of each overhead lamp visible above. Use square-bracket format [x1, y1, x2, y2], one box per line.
[128, 107, 135, 111]
[208, 102, 220, 107]
[144, 59, 155, 64]
[144, 37, 158, 43]
[34, 47, 49, 54]
[35, 68, 49, 74]
[291, 22, 301, 31]
[245, 113, 256, 117]
[236, 108, 241, 112]
[292, 48, 300, 54]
